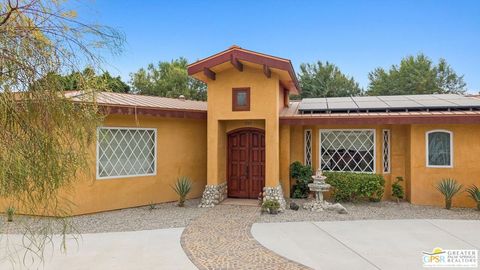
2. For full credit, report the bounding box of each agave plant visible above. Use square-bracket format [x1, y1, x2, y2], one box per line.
[436, 178, 462, 210]
[171, 176, 193, 207]
[465, 185, 480, 211]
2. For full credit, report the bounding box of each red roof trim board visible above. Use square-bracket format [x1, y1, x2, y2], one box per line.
[187, 46, 300, 94]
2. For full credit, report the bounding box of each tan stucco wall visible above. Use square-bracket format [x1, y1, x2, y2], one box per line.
[282, 124, 409, 200]
[283, 123, 479, 208]
[67, 114, 207, 215]
[279, 124, 291, 196]
[409, 124, 480, 208]
[206, 66, 281, 187]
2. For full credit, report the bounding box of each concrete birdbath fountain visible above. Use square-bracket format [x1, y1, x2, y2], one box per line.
[303, 169, 348, 214]
[308, 169, 330, 203]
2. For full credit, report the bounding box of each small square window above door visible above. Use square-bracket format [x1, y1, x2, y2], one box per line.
[232, 88, 250, 111]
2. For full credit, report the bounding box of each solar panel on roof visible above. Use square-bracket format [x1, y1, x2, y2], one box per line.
[298, 94, 480, 114]
[299, 103, 328, 110]
[326, 97, 353, 103]
[416, 100, 456, 107]
[301, 98, 327, 103]
[435, 94, 465, 100]
[327, 101, 357, 110]
[377, 95, 411, 101]
[356, 101, 389, 109]
[449, 99, 480, 106]
[384, 100, 421, 108]
[405, 95, 438, 100]
[352, 96, 381, 102]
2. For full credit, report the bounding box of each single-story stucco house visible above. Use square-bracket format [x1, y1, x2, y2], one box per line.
[13, 46, 480, 215]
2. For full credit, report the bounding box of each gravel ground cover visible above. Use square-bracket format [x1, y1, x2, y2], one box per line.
[1, 199, 478, 234]
[257, 199, 480, 223]
[1, 199, 207, 234]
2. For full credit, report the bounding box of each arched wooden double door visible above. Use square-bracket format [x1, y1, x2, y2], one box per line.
[227, 128, 265, 199]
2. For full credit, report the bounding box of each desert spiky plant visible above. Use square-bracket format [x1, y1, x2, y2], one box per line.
[436, 178, 462, 210]
[171, 176, 193, 207]
[465, 185, 480, 211]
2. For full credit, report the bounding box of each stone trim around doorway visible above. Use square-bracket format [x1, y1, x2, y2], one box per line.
[263, 184, 287, 212]
[198, 182, 227, 208]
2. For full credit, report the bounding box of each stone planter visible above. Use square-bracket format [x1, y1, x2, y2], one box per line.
[198, 182, 227, 208]
[262, 185, 286, 212]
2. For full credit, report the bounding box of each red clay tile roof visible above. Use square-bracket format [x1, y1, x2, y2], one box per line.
[67, 91, 207, 112]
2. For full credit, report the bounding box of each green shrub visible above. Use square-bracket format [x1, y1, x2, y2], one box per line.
[289, 161, 313, 198]
[324, 172, 385, 202]
[262, 199, 280, 214]
[392, 176, 405, 202]
[171, 176, 193, 207]
[436, 178, 462, 210]
[465, 185, 480, 211]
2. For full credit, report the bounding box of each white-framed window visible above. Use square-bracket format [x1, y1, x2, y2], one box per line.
[319, 129, 376, 173]
[426, 130, 453, 168]
[382, 129, 391, 173]
[97, 127, 157, 179]
[304, 129, 313, 167]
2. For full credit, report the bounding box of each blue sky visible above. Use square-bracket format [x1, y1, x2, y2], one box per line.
[76, 1, 480, 92]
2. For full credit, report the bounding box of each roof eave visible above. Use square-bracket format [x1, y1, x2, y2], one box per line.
[280, 114, 480, 125]
[188, 47, 301, 94]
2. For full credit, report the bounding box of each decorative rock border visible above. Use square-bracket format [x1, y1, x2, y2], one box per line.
[303, 200, 348, 214]
[198, 182, 227, 208]
[263, 184, 287, 211]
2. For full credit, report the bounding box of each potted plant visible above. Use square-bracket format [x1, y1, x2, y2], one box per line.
[262, 199, 280, 214]
[436, 178, 462, 210]
[6, 206, 15, 222]
[171, 176, 192, 207]
[392, 176, 405, 203]
[465, 185, 480, 211]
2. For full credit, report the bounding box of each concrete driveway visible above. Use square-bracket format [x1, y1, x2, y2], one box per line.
[0, 228, 196, 270]
[252, 219, 480, 270]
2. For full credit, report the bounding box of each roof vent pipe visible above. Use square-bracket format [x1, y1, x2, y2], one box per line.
[179, 95, 186, 101]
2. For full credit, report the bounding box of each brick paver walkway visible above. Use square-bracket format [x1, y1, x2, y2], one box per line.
[180, 205, 311, 270]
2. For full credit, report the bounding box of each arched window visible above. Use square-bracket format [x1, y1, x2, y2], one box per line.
[426, 130, 453, 168]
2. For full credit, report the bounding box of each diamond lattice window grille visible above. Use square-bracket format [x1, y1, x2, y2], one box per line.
[320, 130, 375, 173]
[382, 129, 391, 173]
[304, 129, 313, 167]
[97, 127, 156, 179]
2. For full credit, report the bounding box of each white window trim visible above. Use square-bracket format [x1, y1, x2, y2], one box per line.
[304, 129, 313, 167]
[96, 127, 157, 180]
[426, 129, 453, 168]
[318, 129, 376, 173]
[382, 129, 391, 174]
